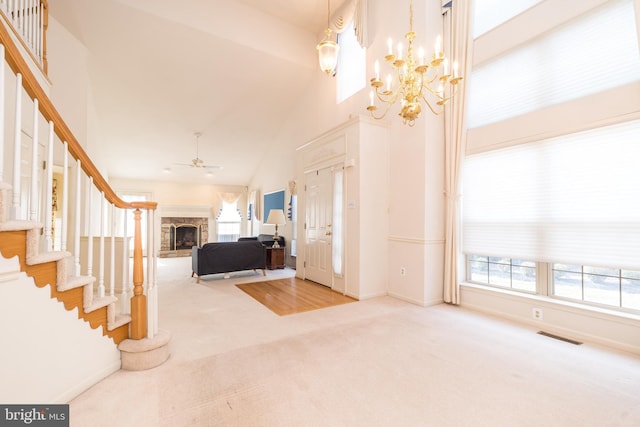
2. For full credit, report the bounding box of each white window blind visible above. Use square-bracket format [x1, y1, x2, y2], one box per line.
[472, 0, 543, 38]
[467, 0, 640, 129]
[462, 119, 640, 270]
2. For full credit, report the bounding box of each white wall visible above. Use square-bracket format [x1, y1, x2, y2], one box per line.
[0, 254, 121, 403]
[47, 17, 89, 155]
[247, 0, 447, 306]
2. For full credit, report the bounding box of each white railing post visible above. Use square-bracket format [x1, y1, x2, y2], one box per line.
[73, 159, 81, 275]
[146, 209, 156, 339]
[97, 192, 105, 298]
[29, 97, 37, 222]
[60, 141, 68, 251]
[120, 208, 129, 314]
[109, 203, 115, 297]
[11, 73, 21, 220]
[41, 120, 53, 251]
[152, 209, 158, 336]
[86, 177, 93, 277]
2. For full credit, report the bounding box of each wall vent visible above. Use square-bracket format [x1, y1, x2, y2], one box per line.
[537, 331, 583, 345]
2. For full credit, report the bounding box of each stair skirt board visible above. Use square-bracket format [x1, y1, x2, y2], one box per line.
[0, 228, 130, 344]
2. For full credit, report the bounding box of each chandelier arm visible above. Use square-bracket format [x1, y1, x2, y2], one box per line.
[418, 93, 444, 115]
[375, 84, 402, 104]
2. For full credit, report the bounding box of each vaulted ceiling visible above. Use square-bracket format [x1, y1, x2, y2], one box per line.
[49, 0, 348, 185]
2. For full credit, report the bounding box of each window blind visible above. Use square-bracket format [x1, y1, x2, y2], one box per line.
[472, 0, 543, 38]
[462, 119, 640, 270]
[467, 0, 640, 129]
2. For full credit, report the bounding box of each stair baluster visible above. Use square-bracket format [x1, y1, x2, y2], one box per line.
[11, 73, 21, 220]
[73, 157, 81, 275]
[42, 120, 53, 251]
[60, 141, 68, 251]
[98, 192, 105, 298]
[121, 207, 129, 314]
[29, 97, 38, 222]
[109, 202, 115, 297]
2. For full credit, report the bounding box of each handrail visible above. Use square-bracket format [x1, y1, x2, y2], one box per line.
[0, 18, 156, 212]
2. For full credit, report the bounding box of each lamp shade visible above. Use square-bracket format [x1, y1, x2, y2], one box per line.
[266, 209, 286, 225]
[317, 38, 339, 75]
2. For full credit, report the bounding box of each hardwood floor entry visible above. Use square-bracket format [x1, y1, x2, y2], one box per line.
[236, 278, 356, 316]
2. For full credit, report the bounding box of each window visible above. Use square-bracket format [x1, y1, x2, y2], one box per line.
[467, 0, 640, 128]
[332, 169, 344, 276]
[468, 256, 536, 292]
[472, 0, 543, 38]
[289, 194, 298, 257]
[462, 0, 640, 314]
[336, 20, 366, 103]
[553, 264, 640, 311]
[216, 201, 241, 242]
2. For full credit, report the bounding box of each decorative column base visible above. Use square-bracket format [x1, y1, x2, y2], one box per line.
[118, 329, 171, 371]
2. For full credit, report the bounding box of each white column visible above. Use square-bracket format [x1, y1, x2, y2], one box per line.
[11, 73, 22, 220]
[29, 98, 38, 222]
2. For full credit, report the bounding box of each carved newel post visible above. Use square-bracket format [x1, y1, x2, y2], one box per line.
[130, 208, 147, 339]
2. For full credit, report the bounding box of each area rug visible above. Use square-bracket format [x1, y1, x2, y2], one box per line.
[236, 277, 356, 316]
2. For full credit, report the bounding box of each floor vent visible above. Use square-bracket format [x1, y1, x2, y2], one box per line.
[537, 331, 583, 345]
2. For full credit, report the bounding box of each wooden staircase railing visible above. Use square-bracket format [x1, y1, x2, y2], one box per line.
[0, 11, 158, 345]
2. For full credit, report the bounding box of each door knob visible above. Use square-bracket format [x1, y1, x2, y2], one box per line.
[325, 231, 332, 236]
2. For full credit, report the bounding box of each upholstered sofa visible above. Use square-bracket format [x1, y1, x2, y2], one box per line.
[238, 234, 286, 248]
[191, 240, 266, 283]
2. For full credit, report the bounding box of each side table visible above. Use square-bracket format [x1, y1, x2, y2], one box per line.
[266, 246, 285, 270]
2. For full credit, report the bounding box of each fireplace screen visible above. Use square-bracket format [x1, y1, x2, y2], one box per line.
[170, 224, 201, 250]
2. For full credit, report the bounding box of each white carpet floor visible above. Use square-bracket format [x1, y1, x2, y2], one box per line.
[69, 257, 640, 426]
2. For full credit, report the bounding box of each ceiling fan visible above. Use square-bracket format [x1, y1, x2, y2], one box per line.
[173, 132, 222, 171]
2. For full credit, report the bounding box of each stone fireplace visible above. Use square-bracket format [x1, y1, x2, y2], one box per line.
[160, 217, 208, 257]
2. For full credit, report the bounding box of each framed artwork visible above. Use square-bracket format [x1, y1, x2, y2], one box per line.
[263, 189, 285, 224]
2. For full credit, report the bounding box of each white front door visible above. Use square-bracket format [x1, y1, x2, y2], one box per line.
[304, 167, 333, 287]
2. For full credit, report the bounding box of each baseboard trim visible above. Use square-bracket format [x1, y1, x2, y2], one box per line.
[53, 360, 121, 404]
[387, 292, 443, 307]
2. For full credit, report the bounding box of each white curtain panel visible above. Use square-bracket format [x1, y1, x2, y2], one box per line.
[330, 0, 368, 48]
[443, 0, 473, 305]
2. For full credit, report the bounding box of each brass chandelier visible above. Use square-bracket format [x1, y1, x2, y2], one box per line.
[367, 0, 462, 126]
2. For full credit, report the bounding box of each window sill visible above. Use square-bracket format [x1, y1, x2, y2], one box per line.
[460, 281, 640, 326]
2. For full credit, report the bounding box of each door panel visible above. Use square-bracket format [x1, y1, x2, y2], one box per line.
[305, 167, 333, 287]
